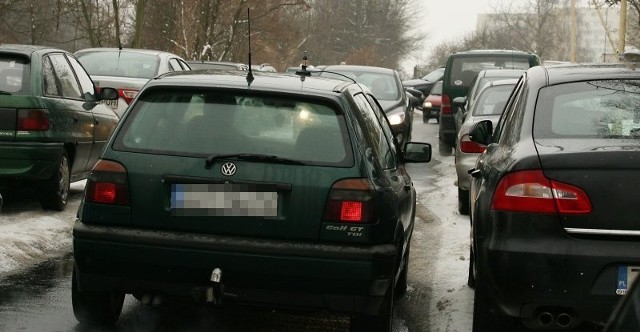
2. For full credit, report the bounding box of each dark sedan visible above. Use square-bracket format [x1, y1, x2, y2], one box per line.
[467, 64, 640, 331]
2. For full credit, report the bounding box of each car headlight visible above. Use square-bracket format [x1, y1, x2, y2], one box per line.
[388, 113, 405, 126]
[423, 101, 432, 108]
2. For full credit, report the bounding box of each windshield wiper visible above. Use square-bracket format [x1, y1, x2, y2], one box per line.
[205, 153, 306, 168]
[0, 90, 11, 95]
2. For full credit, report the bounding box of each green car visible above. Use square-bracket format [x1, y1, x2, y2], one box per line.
[0, 44, 119, 210]
[72, 70, 432, 331]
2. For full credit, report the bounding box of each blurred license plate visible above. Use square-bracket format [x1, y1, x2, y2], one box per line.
[170, 183, 278, 217]
[100, 99, 118, 109]
[616, 266, 640, 295]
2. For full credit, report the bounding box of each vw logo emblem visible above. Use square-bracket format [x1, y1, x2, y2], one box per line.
[221, 162, 237, 176]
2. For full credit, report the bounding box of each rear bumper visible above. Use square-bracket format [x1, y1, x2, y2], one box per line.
[423, 107, 440, 119]
[73, 221, 399, 315]
[0, 142, 62, 181]
[438, 114, 456, 146]
[477, 231, 638, 326]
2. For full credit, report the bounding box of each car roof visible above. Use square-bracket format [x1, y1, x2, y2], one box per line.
[148, 70, 355, 96]
[322, 65, 396, 75]
[451, 49, 537, 57]
[531, 63, 640, 85]
[75, 47, 180, 56]
[0, 44, 65, 56]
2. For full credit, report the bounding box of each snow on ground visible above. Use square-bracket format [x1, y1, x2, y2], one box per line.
[0, 180, 85, 276]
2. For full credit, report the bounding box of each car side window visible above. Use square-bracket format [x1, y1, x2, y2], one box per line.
[66, 55, 95, 98]
[179, 59, 191, 70]
[492, 77, 525, 143]
[42, 56, 61, 97]
[168, 58, 183, 71]
[49, 53, 82, 99]
[365, 93, 398, 151]
[353, 93, 396, 170]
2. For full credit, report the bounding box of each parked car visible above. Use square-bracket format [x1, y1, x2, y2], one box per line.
[74, 48, 191, 118]
[72, 69, 432, 332]
[0, 44, 118, 211]
[187, 60, 248, 71]
[422, 80, 442, 123]
[453, 78, 518, 215]
[251, 63, 277, 72]
[467, 63, 640, 331]
[453, 68, 524, 133]
[439, 49, 540, 156]
[319, 65, 418, 147]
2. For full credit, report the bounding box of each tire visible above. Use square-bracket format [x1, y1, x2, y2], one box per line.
[39, 150, 70, 211]
[458, 188, 470, 215]
[72, 265, 125, 326]
[422, 113, 428, 123]
[438, 141, 452, 156]
[350, 281, 395, 332]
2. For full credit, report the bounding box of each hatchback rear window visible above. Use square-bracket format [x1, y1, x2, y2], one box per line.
[114, 89, 353, 166]
[450, 56, 530, 88]
[76, 51, 160, 79]
[534, 80, 640, 138]
[0, 55, 28, 94]
[472, 84, 515, 116]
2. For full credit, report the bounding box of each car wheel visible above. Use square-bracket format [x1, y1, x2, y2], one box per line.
[350, 280, 395, 332]
[72, 265, 125, 326]
[39, 150, 70, 211]
[422, 114, 428, 123]
[458, 188, 470, 215]
[438, 141, 452, 156]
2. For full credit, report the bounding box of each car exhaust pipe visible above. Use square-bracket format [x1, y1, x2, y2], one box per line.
[557, 312, 573, 328]
[538, 311, 554, 327]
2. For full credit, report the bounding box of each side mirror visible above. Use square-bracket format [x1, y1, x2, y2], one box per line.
[404, 142, 432, 163]
[453, 96, 467, 112]
[98, 87, 119, 101]
[469, 120, 493, 145]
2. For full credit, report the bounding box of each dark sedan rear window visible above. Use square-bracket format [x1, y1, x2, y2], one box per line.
[534, 80, 640, 138]
[76, 51, 160, 79]
[0, 55, 28, 94]
[114, 89, 353, 166]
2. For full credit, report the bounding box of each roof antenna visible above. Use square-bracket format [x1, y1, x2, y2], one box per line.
[295, 51, 311, 81]
[246, 8, 254, 86]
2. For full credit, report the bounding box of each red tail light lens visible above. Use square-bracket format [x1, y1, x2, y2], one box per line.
[86, 160, 129, 205]
[441, 94, 452, 114]
[491, 170, 591, 214]
[118, 89, 138, 104]
[17, 109, 49, 131]
[459, 134, 486, 153]
[323, 178, 375, 223]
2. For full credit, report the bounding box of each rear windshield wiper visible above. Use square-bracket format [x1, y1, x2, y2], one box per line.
[0, 90, 11, 95]
[205, 153, 306, 168]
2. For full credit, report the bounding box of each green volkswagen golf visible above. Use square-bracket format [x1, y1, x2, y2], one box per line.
[72, 69, 431, 331]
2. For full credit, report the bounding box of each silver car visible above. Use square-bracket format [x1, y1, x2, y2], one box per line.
[454, 78, 518, 215]
[75, 48, 191, 117]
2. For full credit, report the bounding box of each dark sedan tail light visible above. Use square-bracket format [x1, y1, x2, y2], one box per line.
[441, 94, 452, 114]
[491, 170, 591, 214]
[17, 109, 49, 131]
[459, 134, 486, 153]
[86, 159, 129, 205]
[323, 178, 375, 223]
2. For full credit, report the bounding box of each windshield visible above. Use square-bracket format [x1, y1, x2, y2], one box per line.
[115, 89, 352, 166]
[75, 51, 160, 79]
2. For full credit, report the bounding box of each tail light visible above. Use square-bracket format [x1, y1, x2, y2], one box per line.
[17, 109, 49, 131]
[118, 89, 138, 104]
[441, 94, 452, 114]
[85, 160, 129, 205]
[459, 134, 486, 153]
[491, 170, 591, 214]
[323, 178, 375, 223]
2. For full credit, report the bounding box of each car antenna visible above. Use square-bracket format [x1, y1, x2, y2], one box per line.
[246, 8, 254, 86]
[295, 51, 312, 81]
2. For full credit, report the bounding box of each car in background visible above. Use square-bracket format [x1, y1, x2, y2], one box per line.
[402, 67, 445, 105]
[0, 44, 118, 211]
[438, 49, 540, 156]
[319, 65, 417, 147]
[187, 60, 248, 71]
[74, 48, 191, 118]
[453, 68, 524, 132]
[453, 78, 517, 215]
[422, 80, 442, 123]
[71, 69, 432, 331]
[468, 64, 640, 331]
[251, 63, 277, 72]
